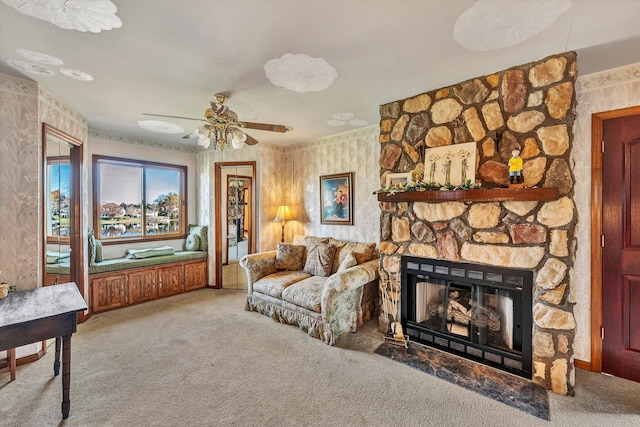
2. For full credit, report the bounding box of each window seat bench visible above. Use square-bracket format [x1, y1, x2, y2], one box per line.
[88, 250, 208, 314]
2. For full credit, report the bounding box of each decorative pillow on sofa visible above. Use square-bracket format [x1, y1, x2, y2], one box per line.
[274, 243, 306, 271]
[185, 233, 200, 251]
[329, 239, 376, 274]
[337, 252, 358, 272]
[303, 242, 336, 277]
[293, 235, 329, 247]
[352, 251, 370, 265]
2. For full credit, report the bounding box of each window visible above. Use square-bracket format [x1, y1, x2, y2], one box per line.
[93, 156, 186, 241]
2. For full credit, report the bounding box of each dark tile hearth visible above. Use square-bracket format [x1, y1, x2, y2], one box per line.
[375, 340, 549, 420]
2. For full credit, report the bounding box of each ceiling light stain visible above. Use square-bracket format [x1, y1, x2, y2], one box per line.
[60, 68, 93, 81]
[454, 0, 573, 51]
[137, 120, 184, 134]
[1, 0, 123, 33]
[264, 53, 337, 93]
[16, 48, 63, 65]
[7, 60, 54, 75]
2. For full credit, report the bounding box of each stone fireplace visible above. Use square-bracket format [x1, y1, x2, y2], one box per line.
[377, 52, 578, 395]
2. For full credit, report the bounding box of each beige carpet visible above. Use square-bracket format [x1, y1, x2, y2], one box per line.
[2, 289, 639, 427]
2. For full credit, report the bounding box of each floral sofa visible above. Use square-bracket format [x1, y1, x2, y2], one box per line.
[240, 235, 379, 345]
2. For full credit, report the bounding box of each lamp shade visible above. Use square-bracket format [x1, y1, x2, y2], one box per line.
[273, 205, 293, 222]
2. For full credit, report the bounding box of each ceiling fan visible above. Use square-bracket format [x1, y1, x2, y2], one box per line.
[143, 93, 290, 150]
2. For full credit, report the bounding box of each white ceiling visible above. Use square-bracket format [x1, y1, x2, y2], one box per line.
[1, 0, 639, 148]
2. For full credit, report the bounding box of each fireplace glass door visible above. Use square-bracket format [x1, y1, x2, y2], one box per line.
[401, 256, 532, 378]
[413, 279, 520, 355]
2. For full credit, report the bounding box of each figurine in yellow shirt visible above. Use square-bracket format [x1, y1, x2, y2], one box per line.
[509, 148, 523, 184]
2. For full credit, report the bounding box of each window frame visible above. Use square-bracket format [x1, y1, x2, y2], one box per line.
[92, 155, 187, 243]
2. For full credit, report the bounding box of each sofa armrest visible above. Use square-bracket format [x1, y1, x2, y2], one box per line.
[324, 258, 379, 294]
[239, 250, 278, 294]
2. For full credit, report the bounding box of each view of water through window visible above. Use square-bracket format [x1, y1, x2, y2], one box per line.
[96, 159, 183, 239]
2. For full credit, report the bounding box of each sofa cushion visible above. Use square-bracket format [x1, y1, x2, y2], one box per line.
[329, 239, 376, 274]
[281, 275, 327, 313]
[274, 243, 306, 271]
[253, 271, 311, 299]
[303, 243, 336, 277]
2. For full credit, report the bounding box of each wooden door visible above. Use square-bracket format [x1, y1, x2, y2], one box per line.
[91, 274, 126, 313]
[184, 260, 207, 291]
[601, 112, 640, 382]
[127, 269, 157, 305]
[158, 264, 183, 297]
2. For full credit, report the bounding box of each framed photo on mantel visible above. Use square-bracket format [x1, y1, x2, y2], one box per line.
[320, 172, 354, 225]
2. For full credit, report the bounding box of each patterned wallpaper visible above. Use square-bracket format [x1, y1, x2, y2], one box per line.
[0, 74, 39, 290]
[571, 62, 640, 362]
[288, 126, 381, 245]
[0, 78, 88, 288]
[0, 74, 87, 359]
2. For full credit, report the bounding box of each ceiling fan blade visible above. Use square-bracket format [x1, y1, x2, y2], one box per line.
[244, 134, 259, 145]
[241, 121, 289, 133]
[142, 113, 203, 122]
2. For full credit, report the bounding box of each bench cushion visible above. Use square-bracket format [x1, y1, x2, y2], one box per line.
[89, 250, 207, 275]
[253, 271, 311, 299]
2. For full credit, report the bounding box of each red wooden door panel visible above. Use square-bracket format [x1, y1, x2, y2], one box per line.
[602, 113, 640, 382]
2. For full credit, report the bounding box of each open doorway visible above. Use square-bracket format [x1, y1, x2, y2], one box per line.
[215, 162, 256, 289]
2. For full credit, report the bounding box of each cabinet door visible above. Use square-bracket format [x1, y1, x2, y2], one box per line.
[45, 274, 70, 287]
[158, 264, 183, 297]
[127, 269, 157, 305]
[184, 260, 207, 291]
[91, 273, 126, 313]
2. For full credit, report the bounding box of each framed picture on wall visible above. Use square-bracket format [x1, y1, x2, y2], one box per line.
[385, 172, 412, 188]
[423, 141, 477, 186]
[320, 172, 354, 225]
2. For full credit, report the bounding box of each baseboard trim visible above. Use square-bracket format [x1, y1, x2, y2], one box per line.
[574, 359, 592, 371]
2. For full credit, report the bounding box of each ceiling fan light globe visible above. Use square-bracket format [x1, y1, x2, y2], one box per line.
[231, 127, 247, 143]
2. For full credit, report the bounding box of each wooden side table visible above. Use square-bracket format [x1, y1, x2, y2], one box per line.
[0, 283, 87, 419]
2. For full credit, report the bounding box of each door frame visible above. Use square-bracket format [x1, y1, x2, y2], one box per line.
[590, 105, 640, 372]
[214, 161, 256, 289]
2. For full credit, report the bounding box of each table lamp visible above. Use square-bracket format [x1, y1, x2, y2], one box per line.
[273, 205, 293, 243]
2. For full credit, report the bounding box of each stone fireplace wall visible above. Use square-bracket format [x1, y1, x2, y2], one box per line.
[377, 52, 578, 394]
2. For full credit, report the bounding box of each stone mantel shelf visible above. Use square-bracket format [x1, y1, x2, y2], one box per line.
[376, 187, 559, 203]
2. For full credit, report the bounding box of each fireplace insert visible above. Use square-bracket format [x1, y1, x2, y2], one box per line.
[401, 256, 533, 378]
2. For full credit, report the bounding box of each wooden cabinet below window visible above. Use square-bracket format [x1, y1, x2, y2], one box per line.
[184, 260, 207, 291]
[89, 258, 208, 314]
[158, 264, 184, 297]
[45, 274, 71, 287]
[91, 273, 127, 313]
[128, 269, 158, 305]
